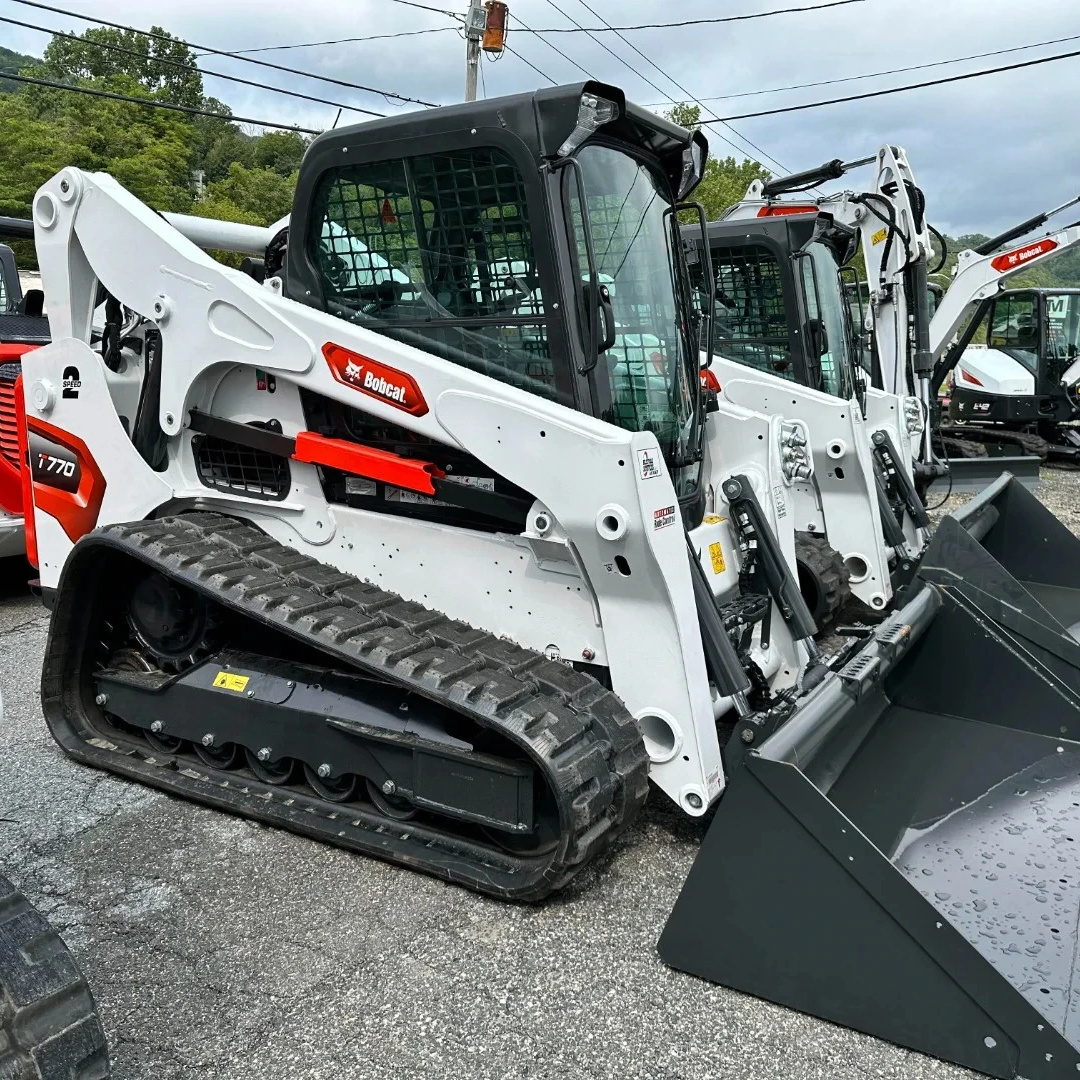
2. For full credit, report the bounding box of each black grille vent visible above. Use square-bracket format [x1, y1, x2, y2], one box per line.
[193, 434, 290, 501]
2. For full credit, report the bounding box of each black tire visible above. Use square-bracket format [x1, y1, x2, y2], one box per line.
[0, 875, 108, 1080]
[795, 533, 851, 628]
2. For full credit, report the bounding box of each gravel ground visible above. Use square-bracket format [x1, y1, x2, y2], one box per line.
[3, 474, 1079, 1080]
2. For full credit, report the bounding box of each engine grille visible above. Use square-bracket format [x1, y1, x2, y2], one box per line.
[192, 433, 290, 501]
[0, 362, 21, 471]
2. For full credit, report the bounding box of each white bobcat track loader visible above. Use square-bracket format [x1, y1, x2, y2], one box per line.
[686, 208, 923, 620]
[20, 83, 1080, 1079]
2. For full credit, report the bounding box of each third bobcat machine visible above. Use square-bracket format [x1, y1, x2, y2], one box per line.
[18, 83, 1080, 1079]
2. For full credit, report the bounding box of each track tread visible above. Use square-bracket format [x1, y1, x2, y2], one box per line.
[44, 514, 651, 900]
[0, 876, 108, 1080]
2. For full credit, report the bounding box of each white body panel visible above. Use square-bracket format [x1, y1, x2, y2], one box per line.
[712, 354, 894, 608]
[954, 346, 1035, 397]
[24, 167, 821, 817]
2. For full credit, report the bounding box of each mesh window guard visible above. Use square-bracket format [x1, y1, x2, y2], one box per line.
[313, 148, 556, 398]
[710, 245, 795, 381]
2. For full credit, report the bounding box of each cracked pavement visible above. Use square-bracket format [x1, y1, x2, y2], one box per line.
[7, 473, 1080, 1079]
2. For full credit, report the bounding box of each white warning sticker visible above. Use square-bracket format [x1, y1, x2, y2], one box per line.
[772, 485, 787, 519]
[653, 505, 677, 530]
[637, 447, 662, 480]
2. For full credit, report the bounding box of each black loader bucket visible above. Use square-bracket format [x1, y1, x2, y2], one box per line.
[920, 471, 1080, 696]
[660, 584, 1080, 1079]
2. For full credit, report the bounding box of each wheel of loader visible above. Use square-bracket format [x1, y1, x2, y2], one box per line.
[0, 875, 109, 1080]
[794, 532, 851, 627]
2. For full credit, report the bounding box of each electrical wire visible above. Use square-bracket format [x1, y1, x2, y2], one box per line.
[514, 8, 599, 80]
[462, 0, 866, 32]
[554, 0, 790, 175]
[387, 0, 460, 15]
[226, 26, 458, 55]
[701, 45, 1080, 121]
[646, 32, 1080, 105]
[0, 13, 387, 118]
[1, 71, 320, 132]
[8, 0, 440, 108]
[501, 42, 560, 86]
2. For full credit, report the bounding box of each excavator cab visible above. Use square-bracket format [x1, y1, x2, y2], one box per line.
[950, 288, 1080, 454]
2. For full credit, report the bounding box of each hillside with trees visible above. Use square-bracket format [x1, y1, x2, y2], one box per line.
[0, 25, 307, 266]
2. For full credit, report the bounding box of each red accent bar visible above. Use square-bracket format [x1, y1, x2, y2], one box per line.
[293, 431, 445, 496]
[0, 344, 37, 361]
[700, 368, 722, 393]
[958, 368, 983, 387]
[14, 376, 36, 567]
[756, 205, 818, 217]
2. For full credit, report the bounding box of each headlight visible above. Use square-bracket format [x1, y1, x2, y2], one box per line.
[558, 93, 619, 157]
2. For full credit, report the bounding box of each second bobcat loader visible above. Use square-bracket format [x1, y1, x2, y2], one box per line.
[19, 83, 1080, 1078]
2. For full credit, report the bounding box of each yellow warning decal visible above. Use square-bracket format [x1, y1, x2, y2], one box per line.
[871, 226, 888, 246]
[709, 542, 726, 575]
[213, 672, 250, 693]
[702, 514, 727, 525]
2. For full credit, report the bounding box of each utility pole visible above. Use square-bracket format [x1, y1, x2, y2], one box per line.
[464, 2, 508, 102]
[464, 0, 485, 102]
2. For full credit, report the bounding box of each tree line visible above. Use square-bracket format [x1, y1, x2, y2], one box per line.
[0, 26, 304, 266]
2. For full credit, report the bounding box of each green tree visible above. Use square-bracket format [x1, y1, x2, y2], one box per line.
[665, 103, 770, 219]
[37, 26, 204, 108]
[253, 130, 308, 177]
[196, 162, 296, 225]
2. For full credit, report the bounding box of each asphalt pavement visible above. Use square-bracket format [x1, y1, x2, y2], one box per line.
[7, 468, 1065, 1080]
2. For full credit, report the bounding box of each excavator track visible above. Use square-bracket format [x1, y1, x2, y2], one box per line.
[0, 875, 108, 1080]
[41, 513, 650, 901]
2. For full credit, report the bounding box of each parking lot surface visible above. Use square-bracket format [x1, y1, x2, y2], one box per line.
[10, 473, 1078, 1078]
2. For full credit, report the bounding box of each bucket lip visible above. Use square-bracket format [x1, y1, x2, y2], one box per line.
[950, 471, 1014, 528]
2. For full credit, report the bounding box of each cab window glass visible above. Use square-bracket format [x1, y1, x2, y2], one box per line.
[989, 293, 1038, 367]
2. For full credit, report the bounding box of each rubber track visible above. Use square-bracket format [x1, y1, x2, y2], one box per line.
[41, 513, 650, 901]
[939, 424, 1049, 460]
[0, 875, 108, 1080]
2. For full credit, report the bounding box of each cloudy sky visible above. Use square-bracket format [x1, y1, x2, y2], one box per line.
[5, 0, 1079, 236]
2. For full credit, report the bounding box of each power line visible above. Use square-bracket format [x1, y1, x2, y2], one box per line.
[702, 44, 1080, 121]
[573, 0, 790, 173]
[646, 32, 1080, 105]
[2, 71, 320, 132]
[540, 0, 786, 175]
[387, 0, 460, 15]
[393, 0, 864, 31]
[223, 26, 458, 56]
[9, 0, 440, 108]
[0, 13, 386, 118]
[502, 42, 559, 86]
[513, 8, 598, 80]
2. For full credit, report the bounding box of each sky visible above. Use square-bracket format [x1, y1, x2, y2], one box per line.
[4, 0, 1079, 237]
